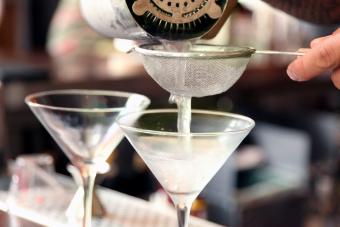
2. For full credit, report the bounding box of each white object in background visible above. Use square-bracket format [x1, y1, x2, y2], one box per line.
[9, 154, 63, 194]
[7, 154, 65, 217]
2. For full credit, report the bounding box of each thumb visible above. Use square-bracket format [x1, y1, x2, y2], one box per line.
[287, 33, 340, 81]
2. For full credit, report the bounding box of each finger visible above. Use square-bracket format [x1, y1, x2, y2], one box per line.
[331, 67, 340, 89]
[287, 33, 340, 81]
[333, 28, 340, 35]
[310, 28, 340, 47]
[310, 36, 330, 48]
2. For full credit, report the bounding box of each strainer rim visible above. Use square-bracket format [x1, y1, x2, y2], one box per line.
[135, 44, 256, 59]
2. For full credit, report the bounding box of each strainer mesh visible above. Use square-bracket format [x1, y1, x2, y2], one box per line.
[137, 44, 252, 97]
[142, 55, 249, 97]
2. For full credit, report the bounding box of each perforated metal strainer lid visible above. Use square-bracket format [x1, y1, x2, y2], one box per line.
[126, 0, 229, 40]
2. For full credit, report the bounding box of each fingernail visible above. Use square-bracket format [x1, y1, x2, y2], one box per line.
[287, 68, 300, 81]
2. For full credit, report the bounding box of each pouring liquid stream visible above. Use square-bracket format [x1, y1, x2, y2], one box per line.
[169, 95, 192, 134]
[163, 40, 196, 211]
[161, 40, 193, 134]
[162, 40, 193, 162]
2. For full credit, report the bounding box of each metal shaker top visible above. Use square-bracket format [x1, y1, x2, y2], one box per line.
[126, 0, 228, 40]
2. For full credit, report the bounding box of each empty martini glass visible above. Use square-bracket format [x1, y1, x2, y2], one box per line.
[25, 89, 150, 227]
[117, 109, 254, 227]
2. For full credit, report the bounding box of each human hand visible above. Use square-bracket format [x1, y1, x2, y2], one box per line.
[287, 28, 340, 88]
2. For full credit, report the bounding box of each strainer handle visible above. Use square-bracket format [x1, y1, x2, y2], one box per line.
[255, 48, 310, 56]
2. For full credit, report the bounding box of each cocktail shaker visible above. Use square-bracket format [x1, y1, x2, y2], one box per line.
[80, 0, 236, 41]
[80, 0, 151, 40]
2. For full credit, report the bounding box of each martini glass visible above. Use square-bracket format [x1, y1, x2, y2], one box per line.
[117, 109, 254, 227]
[25, 89, 150, 227]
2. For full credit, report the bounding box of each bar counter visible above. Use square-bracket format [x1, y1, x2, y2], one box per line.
[0, 175, 222, 227]
[0, 209, 44, 227]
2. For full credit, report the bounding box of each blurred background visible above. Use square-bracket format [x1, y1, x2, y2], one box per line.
[0, 0, 339, 226]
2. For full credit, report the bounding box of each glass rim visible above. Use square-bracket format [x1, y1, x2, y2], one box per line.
[25, 89, 150, 113]
[117, 109, 255, 136]
[134, 44, 256, 59]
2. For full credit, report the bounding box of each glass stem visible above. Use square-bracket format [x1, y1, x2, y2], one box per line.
[176, 203, 192, 227]
[81, 166, 97, 227]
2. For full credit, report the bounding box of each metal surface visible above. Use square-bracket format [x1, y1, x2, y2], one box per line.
[255, 50, 306, 56]
[80, 0, 151, 40]
[80, 0, 230, 40]
[135, 44, 256, 58]
[133, 44, 253, 97]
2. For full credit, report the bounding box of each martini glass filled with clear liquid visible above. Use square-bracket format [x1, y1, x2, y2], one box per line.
[118, 109, 254, 227]
[25, 89, 150, 227]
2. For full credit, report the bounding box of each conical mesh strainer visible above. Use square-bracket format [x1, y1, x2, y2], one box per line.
[134, 44, 255, 97]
